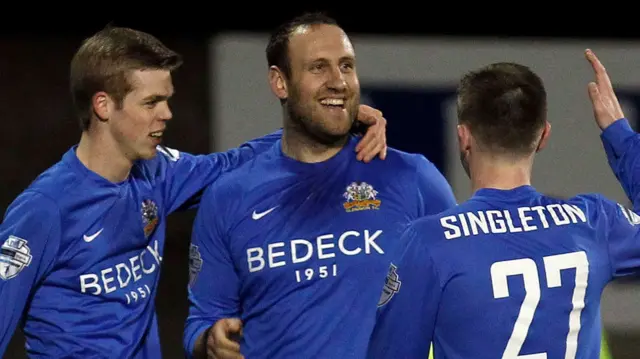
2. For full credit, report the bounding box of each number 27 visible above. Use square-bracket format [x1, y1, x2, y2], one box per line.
[490, 251, 589, 359]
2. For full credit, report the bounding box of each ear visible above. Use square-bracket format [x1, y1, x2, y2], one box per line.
[535, 121, 552, 152]
[92, 91, 111, 123]
[457, 123, 472, 153]
[268, 66, 288, 101]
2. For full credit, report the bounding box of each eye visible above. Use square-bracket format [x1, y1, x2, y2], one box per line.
[341, 62, 355, 72]
[310, 63, 325, 73]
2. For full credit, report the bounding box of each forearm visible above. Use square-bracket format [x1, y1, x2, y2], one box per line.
[600, 118, 640, 208]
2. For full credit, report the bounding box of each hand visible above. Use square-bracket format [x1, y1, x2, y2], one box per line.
[585, 49, 625, 130]
[354, 104, 388, 162]
[206, 318, 244, 359]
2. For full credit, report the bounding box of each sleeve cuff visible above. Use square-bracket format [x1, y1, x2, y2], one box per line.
[601, 118, 636, 156]
[184, 322, 213, 359]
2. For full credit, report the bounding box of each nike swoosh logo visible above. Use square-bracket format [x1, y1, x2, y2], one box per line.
[252, 207, 277, 220]
[83, 228, 104, 243]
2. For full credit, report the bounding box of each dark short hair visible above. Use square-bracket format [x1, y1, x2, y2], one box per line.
[70, 26, 183, 131]
[265, 12, 339, 79]
[456, 62, 547, 155]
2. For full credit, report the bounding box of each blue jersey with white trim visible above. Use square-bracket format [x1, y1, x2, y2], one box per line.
[184, 136, 457, 359]
[0, 131, 280, 358]
[367, 119, 640, 359]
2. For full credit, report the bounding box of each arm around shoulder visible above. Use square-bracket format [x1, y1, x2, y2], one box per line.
[214, 128, 283, 174]
[157, 129, 282, 213]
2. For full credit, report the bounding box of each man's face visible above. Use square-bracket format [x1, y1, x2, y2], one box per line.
[284, 24, 360, 144]
[108, 69, 174, 161]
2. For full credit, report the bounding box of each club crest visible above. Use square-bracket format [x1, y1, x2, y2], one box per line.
[343, 181, 381, 212]
[142, 199, 159, 238]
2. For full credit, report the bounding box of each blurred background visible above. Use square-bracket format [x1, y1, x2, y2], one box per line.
[2, 8, 640, 359]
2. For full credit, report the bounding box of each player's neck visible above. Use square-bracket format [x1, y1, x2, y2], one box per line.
[76, 130, 133, 183]
[469, 153, 533, 194]
[281, 123, 348, 164]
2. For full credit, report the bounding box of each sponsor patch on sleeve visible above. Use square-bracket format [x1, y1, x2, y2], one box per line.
[0, 235, 33, 280]
[378, 263, 401, 307]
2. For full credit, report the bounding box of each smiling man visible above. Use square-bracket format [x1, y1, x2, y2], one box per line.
[0, 25, 389, 359]
[184, 12, 457, 359]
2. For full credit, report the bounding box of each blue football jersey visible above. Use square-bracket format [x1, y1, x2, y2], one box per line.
[0, 131, 280, 358]
[367, 119, 640, 359]
[184, 136, 457, 359]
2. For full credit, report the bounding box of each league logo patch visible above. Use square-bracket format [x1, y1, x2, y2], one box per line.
[378, 263, 401, 307]
[0, 235, 33, 280]
[342, 182, 381, 212]
[142, 199, 159, 238]
[188, 244, 203, 287]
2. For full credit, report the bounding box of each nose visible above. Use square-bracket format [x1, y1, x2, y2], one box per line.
[158, 102, 173, 121]
[326, 67, 347, 92]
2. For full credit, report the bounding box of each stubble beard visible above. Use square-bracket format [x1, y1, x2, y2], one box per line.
[286, 91, 359, 147]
